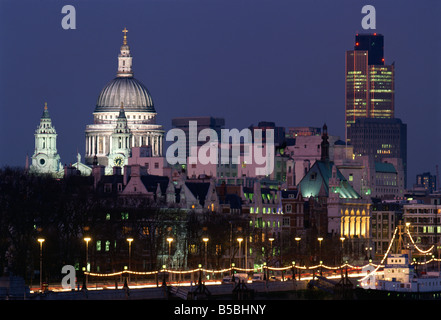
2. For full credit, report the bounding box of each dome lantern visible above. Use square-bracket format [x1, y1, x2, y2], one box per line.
[94, 28, 155, 113]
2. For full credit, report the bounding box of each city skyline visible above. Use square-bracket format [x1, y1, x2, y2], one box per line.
[0, 0, 440, 188]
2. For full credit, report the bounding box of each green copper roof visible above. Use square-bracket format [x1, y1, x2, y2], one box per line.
[299, 160, 360, 199]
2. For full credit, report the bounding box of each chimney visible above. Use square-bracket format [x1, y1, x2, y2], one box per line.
[113, 166, 122, 175]
[93, 165, 105, 189]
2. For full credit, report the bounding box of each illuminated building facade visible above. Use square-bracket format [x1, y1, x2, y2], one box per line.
[371, 202, 402, 255]
[84, 29, 164, 174]
[298, 126, 371, 242]
[345, 33, 395, 142]
[403, 200, 441, 248]
[29, 103, 63, 177]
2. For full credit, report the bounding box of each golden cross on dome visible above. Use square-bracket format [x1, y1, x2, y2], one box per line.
[122, 27, 128, 45]
[44, 102, 48, 110]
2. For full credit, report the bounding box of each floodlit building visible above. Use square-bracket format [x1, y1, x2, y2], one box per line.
[84, 29, 164, 174]
[29, 103, 63, 177]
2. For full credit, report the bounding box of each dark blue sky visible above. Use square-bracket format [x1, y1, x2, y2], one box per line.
[0, 0, 440, 187]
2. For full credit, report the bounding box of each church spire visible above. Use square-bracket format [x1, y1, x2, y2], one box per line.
[117, 27, 133, 77]
[320, 123, 330, 162]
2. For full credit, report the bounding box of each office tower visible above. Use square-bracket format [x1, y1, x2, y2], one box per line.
[248, 121, 286, 147]
[355, 33, 384, 65]
[345, 33, 395, 142]
[415, 172, 437, 193]
[349, 118, 407, 186]
[171, 116, 225, 159]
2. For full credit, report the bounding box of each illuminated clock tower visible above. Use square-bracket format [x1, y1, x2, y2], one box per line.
[30, 103, 63, 176]
[108, 103, 132, 170]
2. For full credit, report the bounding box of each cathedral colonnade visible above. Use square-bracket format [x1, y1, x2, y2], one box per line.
[85, 132, 164, 157]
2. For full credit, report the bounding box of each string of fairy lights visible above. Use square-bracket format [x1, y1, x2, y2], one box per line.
[85, 224, 441, 279]
[358, 224, 441, 282]
[84, 263, 362, 278]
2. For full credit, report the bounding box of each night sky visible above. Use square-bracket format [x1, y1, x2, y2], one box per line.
[0, 0, 440, 188]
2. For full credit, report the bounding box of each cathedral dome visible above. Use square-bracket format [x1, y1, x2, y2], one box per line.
[95, 76, 156, 113]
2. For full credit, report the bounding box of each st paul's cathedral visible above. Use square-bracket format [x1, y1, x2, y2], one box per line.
[29, 29, 165, 176]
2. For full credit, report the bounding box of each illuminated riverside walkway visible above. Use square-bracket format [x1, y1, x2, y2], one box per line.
[29, 225, 441, 300]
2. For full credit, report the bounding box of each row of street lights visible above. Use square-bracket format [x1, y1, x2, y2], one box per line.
[36, 236, 133, 290]
[36, 234, 346, 289]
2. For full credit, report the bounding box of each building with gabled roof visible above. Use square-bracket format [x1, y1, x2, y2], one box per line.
[298, 125, 371, 256]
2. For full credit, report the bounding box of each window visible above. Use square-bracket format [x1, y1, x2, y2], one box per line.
[96, 241, 101, 251]
[105, 241, 110, 252]
[189, 244, 197, 254]
[286, 204, 292, 213]
[104, 184, 112, 193]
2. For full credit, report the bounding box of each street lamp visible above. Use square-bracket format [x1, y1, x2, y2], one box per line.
[295, 236, 301, 256]
[317, 237, 323, 261]
[166, 237, 173, 281]
[294, 237, 301, 268]
[237, 238, 243, 268]
[126, 238, 133, 269]
[126, 238, 133, 282]
[269, 237, 275, 255]
[340, 237, 345, 264]
[84, 237, 91, 287]
[166, 238, 173, 264]
[365, 246, 373, 262]
[37, 238, 45, 292]
[202, 237, 209, 268]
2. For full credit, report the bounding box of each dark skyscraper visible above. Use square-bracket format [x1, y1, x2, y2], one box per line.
[345, 33, 395, 143]
[354, 33, 384, 65]
[349, 118, 407, 187]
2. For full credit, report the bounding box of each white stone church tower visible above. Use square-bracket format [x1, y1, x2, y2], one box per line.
[30, 103, 63, 176]
[84, 28, 164, 174]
